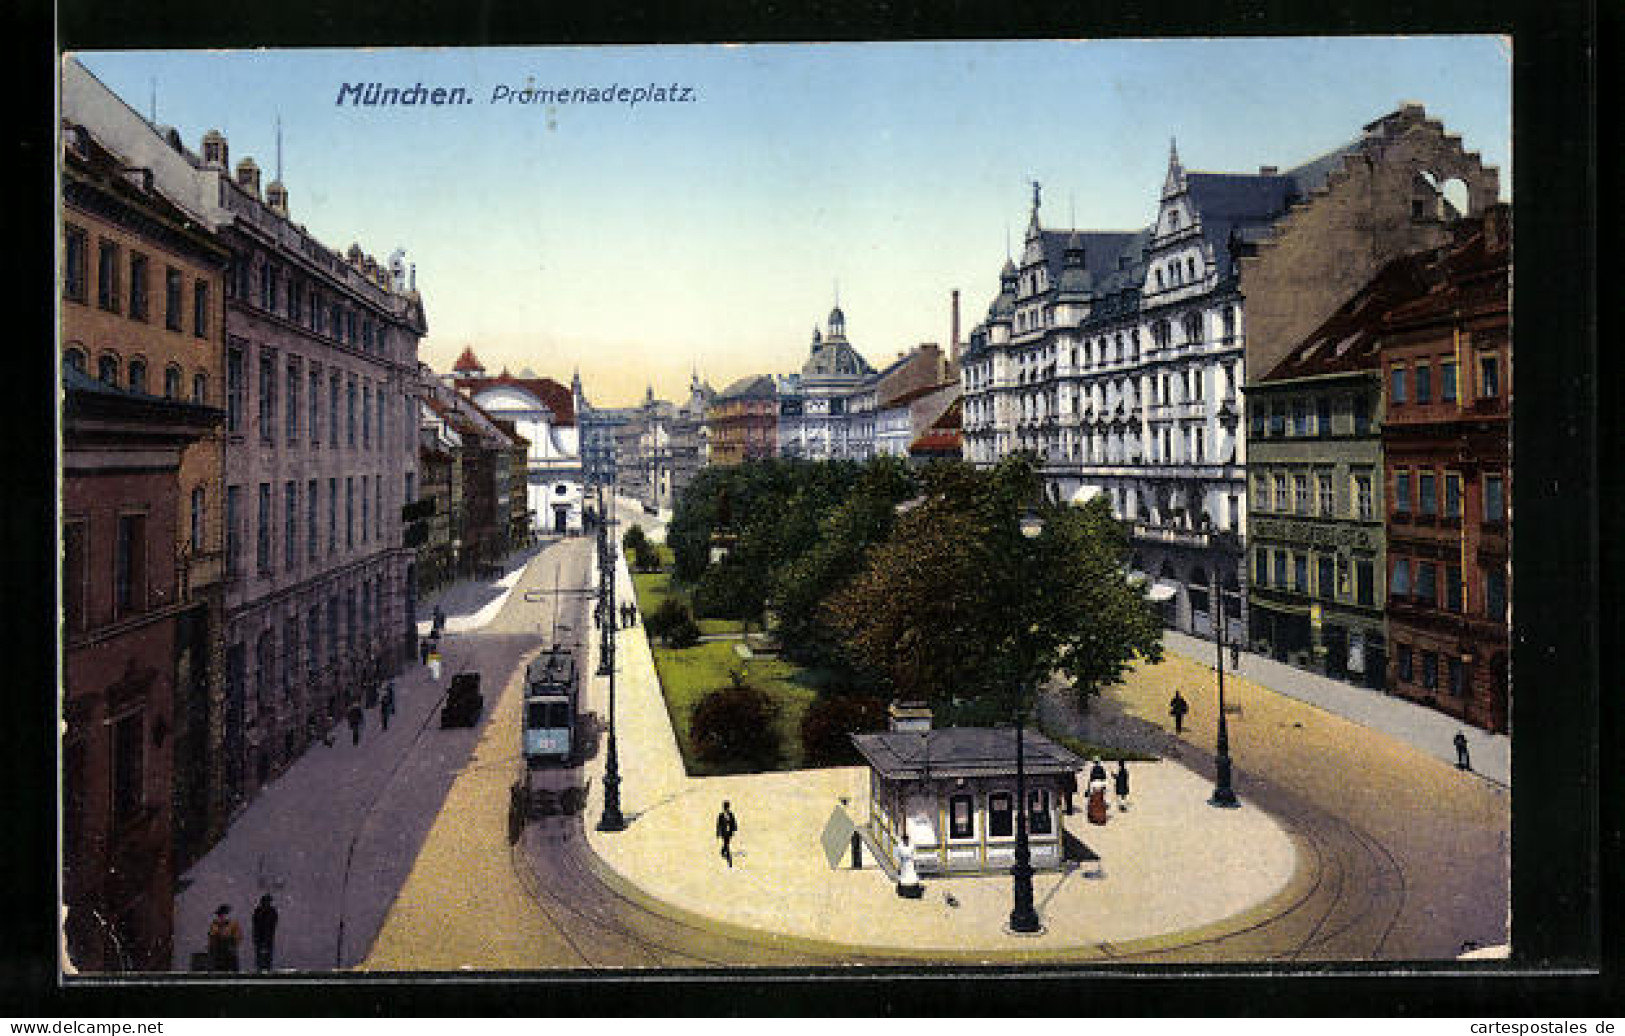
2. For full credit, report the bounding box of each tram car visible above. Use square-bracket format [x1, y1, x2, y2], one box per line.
[522, 644, 578, 767]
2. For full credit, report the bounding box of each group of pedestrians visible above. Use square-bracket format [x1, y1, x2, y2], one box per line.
[342, 681, 397, 746]
[617, 602, 638, 628]
[1062, 758, 1133, 825]
[204, 895, 279, 973]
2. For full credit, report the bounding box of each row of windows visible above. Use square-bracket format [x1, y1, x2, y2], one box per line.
[1393, 643, 1473, 696]
[1392, 468, 1506, 523]
[63, 348, 210, 405]
[224, 475, 396, 578]
[1252, 470, 1376, 521]
[63, 226, 210, 338]
[241, 578, 384, 720]
[1250, 394, 1375, 439]
[1390, 557, 1507, 620]
[1390, 352, 1500, 406]
[1253, 547, 1378, 607]
[225, 342, 398, 452]
[230, 253, 392, 357]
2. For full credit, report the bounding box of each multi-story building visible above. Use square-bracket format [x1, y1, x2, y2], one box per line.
[909, 397, 963, 464]
[667, 373, 716, 505]
[416, 376, 524, 577]
[451, 351, 583, 536]
[61, 366, 219, 971]
[963, 105, 1499, 641]
[705, 374, 778, 465]
[209, 146, 425, 804]
[59, 82, 233, 870]
[1380, 208, 1510, 732]
[777, 307, 876, 460]
[847, 343, 953, 461]
[1244, 256, 1422, 685]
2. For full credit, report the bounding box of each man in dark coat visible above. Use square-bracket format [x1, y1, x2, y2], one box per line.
[251, 895, 278, 972]
[347, 702, 364, 746]
[716, 801, 738, 867]
[1060, 770, 1078, 814]
[380, 683, 396, 732]
[1114, 760, 1132, 811]
[1454, 731, 1471, 770]
[1169, 691, 1190, 734]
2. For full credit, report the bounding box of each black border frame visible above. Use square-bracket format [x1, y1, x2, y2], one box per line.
[9, 0, 1606, 1017]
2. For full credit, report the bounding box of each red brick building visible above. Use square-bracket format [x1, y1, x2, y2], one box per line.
[61, 368, 219, 971]
[1381, 206, 1511, 732]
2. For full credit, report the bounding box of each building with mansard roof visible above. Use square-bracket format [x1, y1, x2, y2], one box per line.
[777, 306, 876, 461]
[961, 103, 1500, 645]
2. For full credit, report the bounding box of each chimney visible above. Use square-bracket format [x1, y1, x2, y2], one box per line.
[888, 701, 933, 733]
[201, 129, 228, 170]
[950, 289, 961, 362]
[1258, 165, 1278, 176]
[266, 180, 289, 217]
[234, 156, 261, 198]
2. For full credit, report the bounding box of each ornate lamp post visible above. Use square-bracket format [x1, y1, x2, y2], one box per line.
[1209, 575, 1239, 808]
[597, 485, 625, 832]
[1007, 506, 1046, 935]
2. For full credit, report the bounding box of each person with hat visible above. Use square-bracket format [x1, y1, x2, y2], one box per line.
[206, 904, 242, 972]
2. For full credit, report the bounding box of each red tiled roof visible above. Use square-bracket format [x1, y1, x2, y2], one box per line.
[455, 373, 577, 427]
[452, 347, 484, 373]
[909, 429, 962, 455]
[881, 381, 958, 410]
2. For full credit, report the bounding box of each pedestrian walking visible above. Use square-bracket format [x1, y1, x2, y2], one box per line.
[432, 604, 446, 634]
[1061, 769, 1078, 815]
[894, 833, 923, 898]
[418, 636, 431, 666]
[347, 702, 364, 746]
[1454, 730, 1471, 770]
[206, 904, 242, 972]
[250, 894, 278, 973]
[716, 800, 738, 867]
[1114, 760, 1132, 812]
[1089, 757, 1109, 790]
[380, 683, 396, 732]
[627, 603, 637, 627]
[1169, 690, 1190, 734]
[1230, 640, 1241, 671]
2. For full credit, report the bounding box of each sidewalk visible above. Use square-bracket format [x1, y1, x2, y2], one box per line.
[170, 562, 542, 972]
[577, 550, 1299, 956]
[1161, 630, 1509, 787]
[414, 544, 549, 636]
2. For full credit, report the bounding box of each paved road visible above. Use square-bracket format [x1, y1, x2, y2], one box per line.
[1041, 651, 1509, 962]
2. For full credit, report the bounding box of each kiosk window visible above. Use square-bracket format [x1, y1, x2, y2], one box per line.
[1027, 789, 1053, 835]
[948, 795, 975, 840]
[988, 792, 1014, 838]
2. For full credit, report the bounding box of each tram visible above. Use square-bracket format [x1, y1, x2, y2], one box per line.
[522, 644, 578, 768]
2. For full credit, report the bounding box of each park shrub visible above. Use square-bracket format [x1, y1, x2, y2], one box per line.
[648, 596, 700, 647]
[690, 682, 782, 770]
[633, 540, 663, 573]
[799, 693, 890, 766]
[622, 523, 648, 554]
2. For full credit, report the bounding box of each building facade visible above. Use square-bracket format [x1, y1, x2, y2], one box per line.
[962, 105, 1500, 644]
[61, 368, 219, 971]
[777, 308, 876, 460]
[1380, 209, 1511, 732]
[1244, 257, 1415, 685]
[704, 374, 778, 465]
[59, 90, 233, 868]
[451, 352, 583, 536]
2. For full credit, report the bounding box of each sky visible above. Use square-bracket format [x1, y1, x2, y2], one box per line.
[74, 39, 1511, 407]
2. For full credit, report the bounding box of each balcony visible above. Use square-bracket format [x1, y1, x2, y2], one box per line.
[1130, 521, 1242, 552]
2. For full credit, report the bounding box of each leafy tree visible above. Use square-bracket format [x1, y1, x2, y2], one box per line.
[633, 539, 663, 573]
[690, 681, 781, 770]
[621, 523, 648, 554]
[823, 455, 1162, 721]
[646, 597, 696, 644]
[799, 693, 890, 766]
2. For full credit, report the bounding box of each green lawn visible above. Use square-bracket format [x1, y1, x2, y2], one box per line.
[628, 555, 746, 635]
[648, 640, 821, 775]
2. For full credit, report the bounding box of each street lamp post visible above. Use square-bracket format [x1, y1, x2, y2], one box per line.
[1209, 576, 1239, 808]
[1007, 506, 1046, 935]
[597, 488, 626, 832]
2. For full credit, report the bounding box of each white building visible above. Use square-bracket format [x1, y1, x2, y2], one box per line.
[451, 348, 583, 536]
[777, 307, 876, 461]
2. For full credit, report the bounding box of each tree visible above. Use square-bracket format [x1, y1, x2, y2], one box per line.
[799, 693, 890, 766]
[823, 456, 1162, 720]
[646, 596, 700, 647]
[622, 523, 648, 554]
[633, 539, 662, 573]
[690, 679, 781, 770]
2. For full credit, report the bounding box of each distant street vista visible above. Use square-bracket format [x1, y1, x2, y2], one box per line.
[57, 41, 1514, 975]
